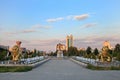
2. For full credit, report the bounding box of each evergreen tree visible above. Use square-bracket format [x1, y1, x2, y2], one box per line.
[86, 46, 92, 55]
[86, 46, 92, 58]
[0, 48, 7, 61]
[93, 48, 99, 55]
[114, 44, 120, 61]
[114, 44, 120, 53]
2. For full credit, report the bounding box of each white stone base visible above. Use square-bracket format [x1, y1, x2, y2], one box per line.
[57, 50, 63, 58]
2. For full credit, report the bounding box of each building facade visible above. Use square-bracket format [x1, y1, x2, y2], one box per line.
[66, 35, 73, 50]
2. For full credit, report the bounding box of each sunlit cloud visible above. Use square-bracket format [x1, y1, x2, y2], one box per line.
[29, 39, 61, 45]
[24, 39, 64, 51]
[1, 35, 120, 51]
[46, 14, 90, 22]
[32, 24, 52, 29]
[4, 29, 36, 35]
[3, 24, 52, 36]
[4, 32, 17, 35]
[21, 29, 36, 33]
[74, 14, 89, 21]
[74, 35, 120, 50]
[46, 17, 64, 22]
[26, 36, 120, 51]
[83, 23, 97, 28]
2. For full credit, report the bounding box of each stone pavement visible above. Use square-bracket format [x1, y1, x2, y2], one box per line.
[0, 59, 120, 80]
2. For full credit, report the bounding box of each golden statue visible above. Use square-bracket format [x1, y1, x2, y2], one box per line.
[99, 41, 112, 62]
[11, 41, 22, 62]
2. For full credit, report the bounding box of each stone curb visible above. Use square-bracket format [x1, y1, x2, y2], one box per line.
[0, 58, 50, 68]
[70, 58, 87, 67]
[31, 58, 50, 68]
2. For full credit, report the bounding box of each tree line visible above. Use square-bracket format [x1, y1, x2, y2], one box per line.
[50, 43, 120, 61]
[1, 43, 120, 61]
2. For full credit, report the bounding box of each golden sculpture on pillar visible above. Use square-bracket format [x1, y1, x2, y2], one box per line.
[56, 43, 65, 58]
[99, 41, 112, 62]
[11, 41, 22, 62]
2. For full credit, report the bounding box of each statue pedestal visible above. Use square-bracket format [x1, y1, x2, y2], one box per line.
[57, 50, 63, 58]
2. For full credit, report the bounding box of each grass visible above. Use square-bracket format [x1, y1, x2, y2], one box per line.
[86, 64, 120, 70]
[0, 66, 32, 72]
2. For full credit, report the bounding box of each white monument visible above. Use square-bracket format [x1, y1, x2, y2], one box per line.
[57, 50, 63, 58]
[56, 43, 65, 58]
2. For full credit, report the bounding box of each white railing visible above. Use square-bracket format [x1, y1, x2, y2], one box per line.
[20, 56, 44, 64]
[76, 56, 98, 64]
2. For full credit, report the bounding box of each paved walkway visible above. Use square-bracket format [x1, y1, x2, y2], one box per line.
[0, 59, 120, 80]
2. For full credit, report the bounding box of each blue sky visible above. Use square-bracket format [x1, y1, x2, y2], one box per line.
[0, 0, 120, 51]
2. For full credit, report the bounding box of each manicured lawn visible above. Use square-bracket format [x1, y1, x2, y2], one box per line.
[87, 64, 120, 70]
[0, 66, 32, 72]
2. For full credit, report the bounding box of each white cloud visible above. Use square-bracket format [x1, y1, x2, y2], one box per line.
[46, 17, 64, 22]
[66, 15, 74, 20]
[74, 14, 89, 21]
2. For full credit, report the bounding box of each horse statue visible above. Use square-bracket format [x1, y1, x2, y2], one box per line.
[99, 41, 112, 62]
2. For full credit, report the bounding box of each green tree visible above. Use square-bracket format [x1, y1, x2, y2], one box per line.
[63, 50, 68, 56]
[53, 51, 57, 56]
[78, 50, 86, 57]
[32, 49, 37, 57]
[117, 52, 120, 61]
[114, 44, 120, 52]
[114, 44, 120, 61]
[86, 46, 92, 54]
[68, 47, 78, 56]
[0, 48, 7, 61]
[93, 48, 99, 55]
[86, 46, 92, 58]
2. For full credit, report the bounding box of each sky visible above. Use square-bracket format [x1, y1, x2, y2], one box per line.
[0, 0, 120, 51]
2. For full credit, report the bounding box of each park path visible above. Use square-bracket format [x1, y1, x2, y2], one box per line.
[0, 59, 120, 80]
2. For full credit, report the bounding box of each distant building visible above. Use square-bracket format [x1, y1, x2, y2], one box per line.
[66, 35, 73, 50]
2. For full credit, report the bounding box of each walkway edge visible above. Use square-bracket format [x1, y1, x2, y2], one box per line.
[70, 58, 87, 67]
[29, 58, 51, 68]
[0, 58, 50, 68]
